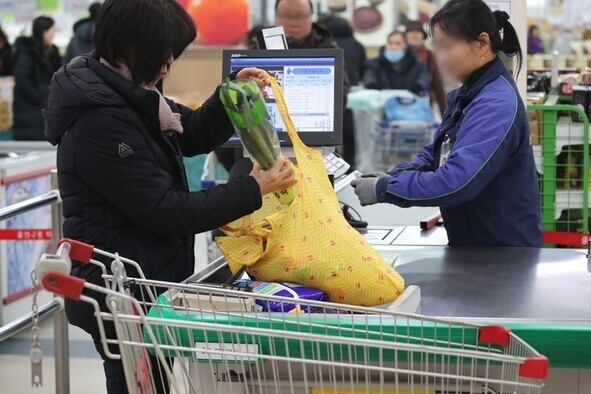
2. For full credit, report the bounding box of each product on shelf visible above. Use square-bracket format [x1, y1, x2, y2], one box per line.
[0, 77, 14, 131]
[526, 93, 546, 146]
[527, 71, 551, 93]
[571, 85, 591, 123]
[556, 145, 584, 190]
[558, 73, 583, 96]
[527, 109, 541, 145]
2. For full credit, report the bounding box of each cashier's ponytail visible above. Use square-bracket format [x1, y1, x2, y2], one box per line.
[429, 0, 523, 78]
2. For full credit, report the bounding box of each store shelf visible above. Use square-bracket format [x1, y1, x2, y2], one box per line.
[529, 101, 591, 242]
[555, 116, 586, 152]
[533, 145, 543, 174]
[555, 189, 589, 219]
[532, 117, 587, 175]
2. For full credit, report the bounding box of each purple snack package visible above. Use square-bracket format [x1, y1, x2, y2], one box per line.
[233, 281, 328, 313]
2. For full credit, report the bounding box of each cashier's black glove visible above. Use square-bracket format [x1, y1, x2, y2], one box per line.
[351, 177, 379, 206]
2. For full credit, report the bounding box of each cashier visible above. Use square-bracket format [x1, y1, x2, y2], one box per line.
[42, 0, 296, 392]
[351, 0, 542, 247]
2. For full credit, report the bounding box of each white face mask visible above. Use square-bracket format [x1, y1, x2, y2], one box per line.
[384, 49, 405, 63]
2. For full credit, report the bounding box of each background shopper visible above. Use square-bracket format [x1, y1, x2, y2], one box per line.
[64, 2, 102, 63]
[13, 16, 61, 140]
[323, 15, 366, 86]
[363, 31, 431, 95]
[0, 26, 13, 76]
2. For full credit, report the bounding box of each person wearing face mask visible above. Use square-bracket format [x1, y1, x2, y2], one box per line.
[405, 21, 447, 116]
[363, 31, 431, 95]
[352, 0, 542, 248]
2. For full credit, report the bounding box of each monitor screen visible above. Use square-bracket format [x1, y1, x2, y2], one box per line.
[221, 49, 344, 147]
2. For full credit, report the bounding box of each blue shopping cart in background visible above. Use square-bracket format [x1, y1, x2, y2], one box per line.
[348, 90, 437, 172]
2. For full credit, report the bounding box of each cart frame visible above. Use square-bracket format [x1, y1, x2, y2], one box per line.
[37, 239, 548, 394]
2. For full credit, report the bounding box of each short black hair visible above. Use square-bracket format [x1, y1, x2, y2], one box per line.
[95, 0, 196, 85]
[275, 0, 313, 13]
[32, 16, 55, 44]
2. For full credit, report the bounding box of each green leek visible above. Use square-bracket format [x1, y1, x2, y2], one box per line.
[220, 79, 296, 205]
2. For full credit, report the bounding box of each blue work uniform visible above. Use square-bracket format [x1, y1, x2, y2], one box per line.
[375, 57, 542, 247]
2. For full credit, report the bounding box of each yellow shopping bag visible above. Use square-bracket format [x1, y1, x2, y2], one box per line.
[216, 77, 404, 306]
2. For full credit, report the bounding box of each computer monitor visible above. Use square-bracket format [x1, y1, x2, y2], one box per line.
[221, 49, 344, 147]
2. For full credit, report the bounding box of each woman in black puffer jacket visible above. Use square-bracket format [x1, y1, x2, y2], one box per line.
[13, 16, 61, 140]
[43, 0, 296, 392]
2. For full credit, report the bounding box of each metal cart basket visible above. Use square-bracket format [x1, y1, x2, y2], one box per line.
[373, 120, 435, 172]
[37, 239, 548, 394]
[353, 108, 435, 173]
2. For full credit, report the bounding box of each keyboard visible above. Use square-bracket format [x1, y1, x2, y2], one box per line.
[323, 152, 351, 179]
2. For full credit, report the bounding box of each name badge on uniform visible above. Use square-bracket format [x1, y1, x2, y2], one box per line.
[439, 136, 453, 168]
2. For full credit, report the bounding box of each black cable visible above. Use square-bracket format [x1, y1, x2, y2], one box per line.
[340, 202, 368, 229]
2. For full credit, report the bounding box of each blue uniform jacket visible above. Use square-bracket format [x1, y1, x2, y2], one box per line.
[375, 58, 542, 247]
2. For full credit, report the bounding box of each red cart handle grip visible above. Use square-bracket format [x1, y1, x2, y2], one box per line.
[519, 355, 549, 379]
[58, 238, 94, 264]
[41, 271, 86, 301]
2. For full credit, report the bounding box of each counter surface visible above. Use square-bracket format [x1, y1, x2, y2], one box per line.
[189, 246, 591, 367]
[191, 246, 591, 321]
[386, 246, 591, 320]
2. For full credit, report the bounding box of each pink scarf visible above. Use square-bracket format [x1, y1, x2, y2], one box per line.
[99, 58, 183, 135]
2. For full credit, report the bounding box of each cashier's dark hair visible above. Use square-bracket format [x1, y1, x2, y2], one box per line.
[429, 0, 523, 77]
[95, 0, 197, 85]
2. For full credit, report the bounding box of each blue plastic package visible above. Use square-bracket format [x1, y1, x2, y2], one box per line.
[233, 281, 328, 313]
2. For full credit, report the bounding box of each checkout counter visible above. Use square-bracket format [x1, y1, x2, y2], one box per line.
[191, 171, 591, 393]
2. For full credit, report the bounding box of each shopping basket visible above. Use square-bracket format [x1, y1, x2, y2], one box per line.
[36, 239, 548, 394]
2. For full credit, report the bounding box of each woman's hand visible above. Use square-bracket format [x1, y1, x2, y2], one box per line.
[250, 156, 297, 197]
[235, 67, 271, 89]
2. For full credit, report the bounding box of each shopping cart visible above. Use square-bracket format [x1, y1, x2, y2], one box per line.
[374, 120, 435, 172]
[351, 109, 435, 173]
[36, 239, 548, 394]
